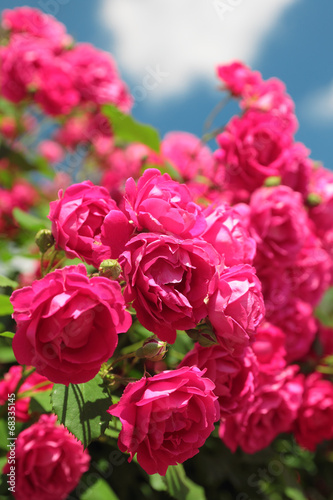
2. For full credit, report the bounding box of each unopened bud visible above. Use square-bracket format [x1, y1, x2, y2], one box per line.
[307, 192, 322, 207]
[186, 326, 217, 347]
[35, 229, 55, 253]
[264, 176, 281, 187]
[98, 259, 122, 280]
[136, 337, 167, 361]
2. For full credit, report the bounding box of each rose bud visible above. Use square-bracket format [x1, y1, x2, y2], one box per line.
[136, 337, 167, 361]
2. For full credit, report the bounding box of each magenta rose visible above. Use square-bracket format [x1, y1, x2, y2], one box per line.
[3, 414, 90, 500]
[179, 343, 258, 417]
[124, 168, 207, 238]
[219, 366, 304, 454]
[294, 373, 333, 451]
[217, 61, 262, 97]
[0, 365, 52, 422]
[120, 232, 219, 343]
[108, 366, 219, 475]
[252, 322, 286, 375]
[203, 203, 256, 266]
[49, 180, 132, 268]
[208, 264, 265, 354]
[250, 185, 310, 265]
[11, 265, 132, 385]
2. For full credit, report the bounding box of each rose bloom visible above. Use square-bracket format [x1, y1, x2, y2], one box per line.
[0, 365, 52, 422]
[216, 61, 262, 97]
[49, 180, 132, 268]
[108, 366, 219, 475]
[121, 232, 219, 343]
[294, 373, 333, 451]
[208, 264, 265, 354]
[214, 109, 304, 203]
[161, 131, 215, 181]
[203, 203, 256, 266]
[63, 43, 132, 111]
[11, 265, 132, 385]
[179, 344, 258, 417]
[3, 414, 90, 500]
[269, 298, 317, 363]
[252, 322, 286, 375]
[250, 185, 310, 265]
[124, 168, 207, 238]
[38, 139, 64, 164]
[219, 366, 304, 454]
[2, 7, 70, 50]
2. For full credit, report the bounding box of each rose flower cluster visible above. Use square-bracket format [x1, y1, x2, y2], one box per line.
[2, 8, 333, 497]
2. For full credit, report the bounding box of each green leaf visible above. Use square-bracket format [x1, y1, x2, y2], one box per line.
[102, 104, 160, 152]
[29, 390, 52, 414]
[0, 295, 13, 317]
[0, 419, 8, 452]
[51, 374, 112, 448]
[315, 287, 333, 327]
[0, 275, 18, 289]
[0, 140, 55, 178]
[12, 208, 47, 232]
[285, 487, 307, 500]
[162, 464, 206, 500]
[0, 332, 14, 339]
[0, 340, 15, 363]
[81, 478, 120, 500]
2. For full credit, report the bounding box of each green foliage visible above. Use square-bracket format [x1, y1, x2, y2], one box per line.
[315, 287, 333, 327]
[81, 478, 120, 500]
[29, 390, 53, 414]
[51, 374, 112, 448]
[0, 275, 18, 289]
[162, 464, 206, 500]
[0, 139, 55, 178]
[102, 104, 160, 152]
[12, 208, 49, 232]
[0, 296, 13, 317]
[0, 339, 15, 363]
[0, 331, 14, 339]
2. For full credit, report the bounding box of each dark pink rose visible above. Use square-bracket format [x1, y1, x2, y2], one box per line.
[161, 131, 215, 181]
[308, 166, 333, 236]
[219, 366, 304, 454]
[216, 61, 262, 97]
[124, 168, 207, 238]
[250, 185, 310, 264]
[2, 7, 70, 49]
[49, 180, 132, 268]
[179, 344, 258, 417]
[35, 59, 80, 116]
[63, 43, 132, 111]
[203, 203, 256, 266]
[38, 140, 64, 163]
[3, 414, 90, 500]
[108, 366, 219, 475]
[120, 232, 220, 343]
[294, 373, 333, 451]
[252, 322, 286, 374]
[318, 323, 333, 357]
[269, 298, 316, 363]
[0, 365, 52, 422]
[215, 109, 295, 202]
[11, 265, 132, 385]
[208, 264, 265, 354]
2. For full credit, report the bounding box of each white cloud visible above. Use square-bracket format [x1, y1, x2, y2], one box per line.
[302, 80, 333, 124]
[99, 0, 299, 99]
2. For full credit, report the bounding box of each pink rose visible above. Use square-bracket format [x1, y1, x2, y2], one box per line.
[216, 61, 262, 97]
[0, 365, 52, 422]
[294, 373, 333, 451]
[38, 140, 64, 163]
[215, 109, 295, 202]
[63, 43, 132, 111]
[108, 366, 219, 475]
[49, 180, 132, 268]
[120, 232, 219, 343]
[3, 414, 90, 500]
[250, 186, 310, 265]
[161, 131, 215, 181]
[203, 203, 256, 266]
[219, 366, 304, 453]
[269, 298, 316, 363]
[318, 323, 333, 357]
[252, 322, 286, 374]
[11, 265, 132, 385]
[2, 7, 70, 50]
[124, 168, 207, 238]
[179, 344, 258, 417]
[208, 264, 265, 354]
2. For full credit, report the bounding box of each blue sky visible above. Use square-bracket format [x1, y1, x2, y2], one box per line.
[2, 0, 333, 170]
